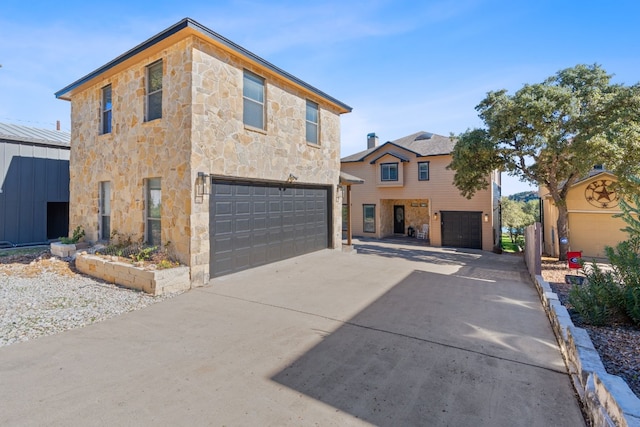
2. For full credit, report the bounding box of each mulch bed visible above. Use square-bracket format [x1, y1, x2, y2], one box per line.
[541, 258, 639, 399]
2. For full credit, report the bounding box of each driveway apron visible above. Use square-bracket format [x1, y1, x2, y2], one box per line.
[0, 238, 586, 426]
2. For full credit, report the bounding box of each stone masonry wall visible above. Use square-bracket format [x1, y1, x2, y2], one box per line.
[68, 38, 193, 265]
[68, 34, 344, 285]
[188, 39, 343, 284]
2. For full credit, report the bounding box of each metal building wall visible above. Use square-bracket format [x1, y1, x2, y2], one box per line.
[0, 141, 70, 245]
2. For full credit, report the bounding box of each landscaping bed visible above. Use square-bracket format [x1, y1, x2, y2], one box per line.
[541, 257, 640, 399]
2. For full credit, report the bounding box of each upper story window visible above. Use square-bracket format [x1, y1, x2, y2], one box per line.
[306, 100, 319, 144]
[146, 60, 163, 121]
[418, 161, 430, 181]
[381, 163, 398, 181]
[243, 70, 265, 129]
[101, 85, 112, 134]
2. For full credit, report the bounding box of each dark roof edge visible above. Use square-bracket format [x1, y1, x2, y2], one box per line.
[55, 18, 352, 112]
[369, 151, 410, 164]
[341, 141, 423, 162]
[0, 137, 70, 149]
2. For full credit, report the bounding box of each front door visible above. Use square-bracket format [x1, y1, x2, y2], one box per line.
[393, 205, 405, 234]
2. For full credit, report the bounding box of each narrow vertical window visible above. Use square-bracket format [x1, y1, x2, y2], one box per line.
[363, 204, 376, 233]
[418, 161, 430, 181]
[243, 70, 265, 129]
[101, 85, 112, 134]
[99, 181, 111, 240]
[306, 100, 319, 144]
[146, 178, 161, 245]
[342, 204, 348, 231]
[146, 60, 163, 121]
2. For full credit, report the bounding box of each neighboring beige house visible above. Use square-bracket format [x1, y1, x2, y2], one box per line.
[55, 18, 351, 284]
[341, 132, 500, 251]
[541, 169, 627, 259]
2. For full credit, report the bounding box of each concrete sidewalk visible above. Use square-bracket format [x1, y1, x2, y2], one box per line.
[0, 239, 585, 426]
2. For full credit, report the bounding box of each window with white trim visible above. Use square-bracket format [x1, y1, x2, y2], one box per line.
[306, 100, 319, 144]
[243, 70, 265, 129]
[99, 181, 111, 240]
[381, 163, 398, 181]
[101, 85, 112, 134]
[146, 60, 163, 121]
[146, 178, 161, 245]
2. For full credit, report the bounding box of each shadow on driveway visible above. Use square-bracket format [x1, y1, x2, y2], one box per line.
[271, 245, 584, 426]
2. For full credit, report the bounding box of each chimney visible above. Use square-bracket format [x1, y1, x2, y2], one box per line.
[56, 120, 60, 131]
[367, 132, 378, 149]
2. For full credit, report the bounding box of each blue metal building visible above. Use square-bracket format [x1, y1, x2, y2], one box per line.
[0, 122, 70, 246]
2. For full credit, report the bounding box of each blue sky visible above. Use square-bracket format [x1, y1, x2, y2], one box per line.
[1, 0, 639, 195]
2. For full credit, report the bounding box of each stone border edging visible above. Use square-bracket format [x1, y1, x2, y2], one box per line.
[532, 274, 640, 427]
[75, 253, 191, 296]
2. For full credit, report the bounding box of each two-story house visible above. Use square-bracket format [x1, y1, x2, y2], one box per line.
[55, 18, 351, 284]
[341, 132, 500, 251]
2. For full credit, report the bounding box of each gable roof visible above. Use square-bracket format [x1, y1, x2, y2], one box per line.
[55, 18, 352, 114]
[368, 151, 411, 164]
[0, 122, 70, 148]
[571, 169, 616, 187]
[341, 131, 455, 163]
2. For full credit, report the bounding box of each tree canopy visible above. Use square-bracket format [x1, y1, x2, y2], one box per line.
[449, 64, 640, 259]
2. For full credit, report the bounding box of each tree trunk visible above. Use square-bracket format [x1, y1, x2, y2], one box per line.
[556, 204, 569, 261]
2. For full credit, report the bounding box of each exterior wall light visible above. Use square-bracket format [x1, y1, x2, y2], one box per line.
[197, 172, 210, 196]
[433, 212, 438, 220]
[484, 213, 489, 222]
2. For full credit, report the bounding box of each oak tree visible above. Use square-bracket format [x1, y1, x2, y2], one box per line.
[449, 64, 640, 260]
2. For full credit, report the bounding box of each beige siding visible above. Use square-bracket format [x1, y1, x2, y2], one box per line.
[342, 145, 496, 250]
[568, 213, 626, 258]
[541, 174, 628, 259]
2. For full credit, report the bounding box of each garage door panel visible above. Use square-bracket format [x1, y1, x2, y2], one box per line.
[211, 181, 329, 278]
[441, 211, 482, 250]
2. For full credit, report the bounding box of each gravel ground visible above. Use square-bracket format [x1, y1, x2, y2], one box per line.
[541, 258, 640, 399]
[0, 249, 180, 347]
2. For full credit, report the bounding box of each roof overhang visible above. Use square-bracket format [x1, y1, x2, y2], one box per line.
[339, 171, 364, 185]
[55, 18, 352, 114]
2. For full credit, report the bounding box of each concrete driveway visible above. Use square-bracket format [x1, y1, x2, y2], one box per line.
[0, 238, 585, 426]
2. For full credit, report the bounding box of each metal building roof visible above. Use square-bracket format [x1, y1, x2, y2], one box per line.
[0, 122, 71, 148]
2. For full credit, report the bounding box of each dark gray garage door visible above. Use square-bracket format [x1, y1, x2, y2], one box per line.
[210, 180, 329, 278]
[441, 211, 482, 249]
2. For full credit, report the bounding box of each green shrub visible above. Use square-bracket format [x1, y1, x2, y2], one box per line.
[59, 226, 85, 244]
[130, 246, 157, 262]
[568, 261, 625, 326]
[624, 286, 640, 325]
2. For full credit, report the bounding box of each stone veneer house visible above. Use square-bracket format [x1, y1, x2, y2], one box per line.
[341, 132, 500, 251]
[55, 18, 351, 284]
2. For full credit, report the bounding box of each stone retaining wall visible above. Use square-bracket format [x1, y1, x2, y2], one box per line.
[76, 253, 190, 296]
[531, 274, 640, 427]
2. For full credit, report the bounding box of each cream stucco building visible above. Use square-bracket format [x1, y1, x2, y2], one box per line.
[341, 132, 500, 251]
[541, 170, 627, 259]
[55, 18, 351, 284]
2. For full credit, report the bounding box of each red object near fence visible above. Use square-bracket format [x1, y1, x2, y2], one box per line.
[567, 251, 582, 269]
